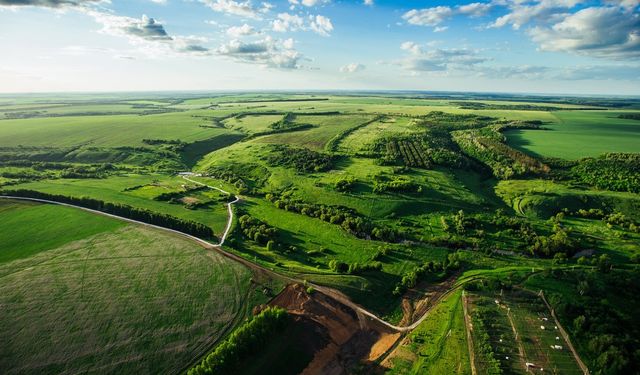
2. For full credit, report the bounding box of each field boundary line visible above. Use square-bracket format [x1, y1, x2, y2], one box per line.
[461, 291, 477, 375]
[504, 301, 529, 373]
[538, 291, 590, 375]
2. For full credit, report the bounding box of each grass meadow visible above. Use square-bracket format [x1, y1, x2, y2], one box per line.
[0, 200, 261, 374]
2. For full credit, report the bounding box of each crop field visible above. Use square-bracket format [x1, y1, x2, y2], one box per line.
[0, 200, 264, 375]
[505, 111, 640, 159]
[466, 289, 583, 375]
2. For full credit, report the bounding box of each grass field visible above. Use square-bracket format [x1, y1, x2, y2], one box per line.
[505, 111, 640, 159]
[0, 112, 230, 147]
[0, 200, 267, 375]
[0, 200, 124, 265]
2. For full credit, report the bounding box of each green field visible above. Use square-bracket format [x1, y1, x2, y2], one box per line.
[0, 200, 268, 374]
[1, 92, 639, 374]
[505, 111, 640, 159]
[0, 111, 229, 147]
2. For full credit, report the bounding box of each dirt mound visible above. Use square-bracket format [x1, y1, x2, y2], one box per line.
[269, 284, 398, 375]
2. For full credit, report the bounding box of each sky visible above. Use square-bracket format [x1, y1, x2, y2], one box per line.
[0, 0, 638, 95]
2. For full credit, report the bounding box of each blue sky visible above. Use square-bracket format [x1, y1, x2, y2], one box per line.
[0, 0, 638, 94]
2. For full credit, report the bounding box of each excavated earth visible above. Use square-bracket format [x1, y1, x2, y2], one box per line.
[266, 284, 400, 375]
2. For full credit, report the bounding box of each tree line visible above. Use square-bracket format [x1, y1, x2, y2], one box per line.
[265, 193, 399, 242]
[2, 189, 216, 239]
[188, 307, 289, 375]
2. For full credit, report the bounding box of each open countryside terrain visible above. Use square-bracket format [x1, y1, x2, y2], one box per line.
[1, 92, 639, 374]
[0, 199, 277, 374]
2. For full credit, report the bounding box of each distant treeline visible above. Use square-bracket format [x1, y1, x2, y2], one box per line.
[450, 101, 598, 112]
[218, 98, 329, 104]
[618, 113, 640, 121]
[1, 189, 216, 239]
[188, 307, 289, 375]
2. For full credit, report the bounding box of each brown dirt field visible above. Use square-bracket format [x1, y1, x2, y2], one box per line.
[269, 284, 400, 374]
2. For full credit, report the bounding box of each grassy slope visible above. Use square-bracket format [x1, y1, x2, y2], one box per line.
[0, 201, 257, 375]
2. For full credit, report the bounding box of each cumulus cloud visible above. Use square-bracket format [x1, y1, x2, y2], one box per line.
[491, 0, 582, 30]
[86, 11, 210, 56]
[402, 3, 493, 31]
[364, 0, 373, 5]
[200, 0, 271, 19]
[398, 41, 489, 72]
[310, 14, 333, 36]
[272, 12, 304, 32]
[123, 15, 172, 41]
[458, 2, 493, 17]
[528, 6, 640, 59]
[0, 0, 101, 7]
[403, 6, 454, 27]
[227, 23, 258, 36]
[340, 63, 365, 73]
[288, 0, 329, 7]
[272, 12, 332, 36]
[217, 36, 302, 69]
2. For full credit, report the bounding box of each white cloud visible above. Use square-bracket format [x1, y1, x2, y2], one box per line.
[528, 6, 640, 59]
[400, 41, 421, 55]
[364, 0, 373, 6]
[217, 36, 303, 69]
[227, 23, 258, 36]
[288, 0, 329, 7]
[272, 12, 304, 32]
[397, 41, 489, 73]
[402, 2, 493, 31]
[85, 10, 210, 56]
[200, 0, 269, 19]
[403, 6, 454, 27]
[458, 2, 492, 17]
[490, 0, 582, 30]
[310, 14, 333, 36]
[340, 63, 365, 73]
[0, 0, 102, 8]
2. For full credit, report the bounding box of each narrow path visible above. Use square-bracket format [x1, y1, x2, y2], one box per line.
[462, 291, 477, 375]
[538, 291, 590, 375]
[181, 176, 237, 246]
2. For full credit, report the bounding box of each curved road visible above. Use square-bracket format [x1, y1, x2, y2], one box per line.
[0, 181, 449, 333]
